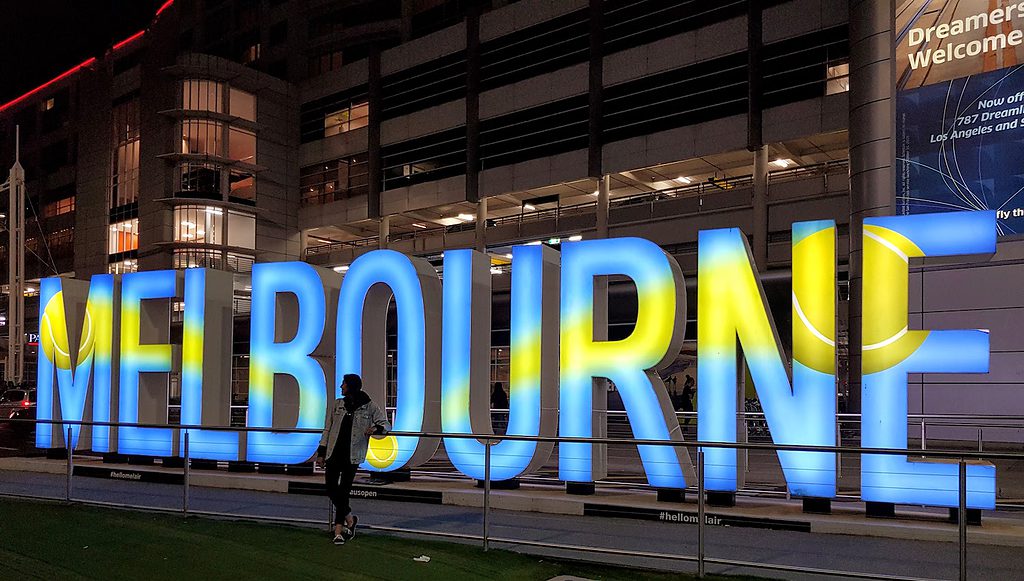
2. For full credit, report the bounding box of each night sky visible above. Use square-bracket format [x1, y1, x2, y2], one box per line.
[0, 0, 166, 103]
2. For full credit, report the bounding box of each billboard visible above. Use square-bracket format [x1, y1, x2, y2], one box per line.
[897, 1, 1024, 234]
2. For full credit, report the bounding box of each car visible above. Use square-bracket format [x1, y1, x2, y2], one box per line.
[0, 389, 37, 421]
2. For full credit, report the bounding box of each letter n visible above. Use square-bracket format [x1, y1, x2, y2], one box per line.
[697, 221, 837, 498]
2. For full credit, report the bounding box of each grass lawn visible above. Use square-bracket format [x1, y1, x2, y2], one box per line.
[0, 499, 753, 580]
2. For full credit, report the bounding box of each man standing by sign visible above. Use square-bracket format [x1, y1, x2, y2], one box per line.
[316, 374, 391, 545]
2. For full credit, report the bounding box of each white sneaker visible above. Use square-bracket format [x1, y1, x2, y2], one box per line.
[332, 534, 345, 545]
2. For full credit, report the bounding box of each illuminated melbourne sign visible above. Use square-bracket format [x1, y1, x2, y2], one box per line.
[36, 211, 998, 509]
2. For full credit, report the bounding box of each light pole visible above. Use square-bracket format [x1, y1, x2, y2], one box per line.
[0, 126, 26, 384]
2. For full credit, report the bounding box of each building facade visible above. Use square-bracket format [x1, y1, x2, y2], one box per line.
[1, 0, 1019, 440]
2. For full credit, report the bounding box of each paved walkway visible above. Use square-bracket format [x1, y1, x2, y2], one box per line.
[3, 469, 1024, 580]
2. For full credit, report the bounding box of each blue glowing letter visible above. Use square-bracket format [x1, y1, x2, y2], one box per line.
[697, 222, 837, 497]
[560, 238, 694, 488]
[861, 211, 996, 509]
[336, 250, 441, 471]
[248, 262, 336, 464]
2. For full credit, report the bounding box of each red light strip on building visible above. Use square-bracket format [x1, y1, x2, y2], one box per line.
[156, 0, 175, 16]
[0, 57, 97, 115]
[0, 0, 173, 116]
[112, 30, 146, 52]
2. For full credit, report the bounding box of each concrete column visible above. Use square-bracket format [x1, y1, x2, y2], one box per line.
[751, 146, 768, 268]
[848, 0, 896, 412]
[596, 175, 610, 238]
[298, 228, 309, 261]
[367, 48, 383, 219]
[379, 215, 390, 249]
[475, 197, 487, 252]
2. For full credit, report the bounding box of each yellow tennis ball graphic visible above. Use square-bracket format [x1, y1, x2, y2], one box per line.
[366, 434, 399, 469]
[40, 292, 72, 370]
[792, 227, 836, 374]
[862, 225, 927, 375]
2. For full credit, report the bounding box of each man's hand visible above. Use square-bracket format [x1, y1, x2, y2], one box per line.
[364, 426, 376, 436]
[314, 455, 325, 468]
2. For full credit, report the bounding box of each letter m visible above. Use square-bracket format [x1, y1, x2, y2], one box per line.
[36, 275, 119, 452]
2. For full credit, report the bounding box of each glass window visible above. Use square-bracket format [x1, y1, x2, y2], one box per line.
[228, 127, 256, 163]
[111, 98, 140, 207]
[109, 219, 139, 254]
[826, 61, 850, 95]
[227, 210, 256, 249]
[229, 88, 256, 121]
[324, 101, 368, 137]
[108, 258, 138, 274]
[179, 161, 223, 194]
[300, 153, 368, 204]
[182, 79, 224, 112]
[182, 120, 224, 156]
[174, 248, 223, 269]
[226, 252, 255, 273]
[229, 170, 256, 201]
[42, 196, 75, 217]
[174, 205, 224, 244]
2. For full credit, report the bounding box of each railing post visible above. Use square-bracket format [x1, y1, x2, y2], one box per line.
[697, 447, 705, 579]
[183, 431, 190, 514]
[65, 426, 73, 502]
[958, 458, 967, 581]
[921, 419, 927, 450]
[977, 428, 983, 453]
[836, 416, 842, 479]
[483, 437, 492, 552]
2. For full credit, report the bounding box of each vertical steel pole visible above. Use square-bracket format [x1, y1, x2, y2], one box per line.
[697, 448, 705, 579]
[836, 416, 842, 479]
[183, 431, 190, 514]
[483, 437, 491, 552]
[65, 426, 73, 502]
[7, 126, 26, 384]
[921, 419, 926, 450]
[958, 459, 967, 581]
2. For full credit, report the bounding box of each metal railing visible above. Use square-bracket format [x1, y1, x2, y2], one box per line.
[0, 415, 1015, 580]
[303, 159, 849, 258]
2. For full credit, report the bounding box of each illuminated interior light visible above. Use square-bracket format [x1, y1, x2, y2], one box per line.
[505, 253, 513, 259]
[548, 237, 561, 245]
[205, 207, 224, 215]
[457, 213, 475, 221]
[568, 235, 583, 242]
[772, 159, 793, 168]
[526, 241, 542, 246]
[523, 204, 536, 211]
[412, 223, 427, 229]
[333, 265, 349, 272]
[490, 267, 502, 275]
[674, 176, 692, 184]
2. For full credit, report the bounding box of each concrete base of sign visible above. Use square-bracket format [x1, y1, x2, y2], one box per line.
[802, 498, 831, 514]
[566, 482, 596, 495]
[657, 489, 685, 503]
[370, 469, 411, 483]
[949, 508, 982, 526]
[102, 453, 127, 464]
[162, 457, 184, 468]
[227, 461, 256, 472]
[866, 501, 896, 518]
[286, 462, 314, 476]
[476, 478, 520, 490]
[707, 491, 736, 507]
[257, 463, 286, 474]
[127, 456, 154, 466]
[45, 448, 67, 460]
[190, 459, 219, 471]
